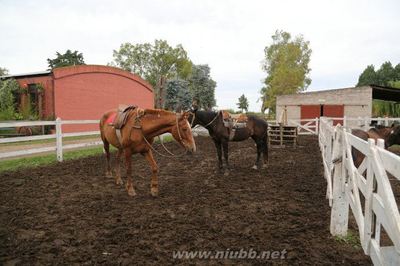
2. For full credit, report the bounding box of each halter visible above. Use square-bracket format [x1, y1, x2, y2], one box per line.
[140, 113, 188, 158]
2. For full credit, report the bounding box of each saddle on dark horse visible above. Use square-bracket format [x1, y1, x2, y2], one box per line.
[222, 110, 249, 140]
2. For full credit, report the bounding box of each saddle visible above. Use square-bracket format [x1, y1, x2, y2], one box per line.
[222, 110, 249, 140]
[109, 104, 141, 145]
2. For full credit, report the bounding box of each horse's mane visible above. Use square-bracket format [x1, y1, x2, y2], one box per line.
[144, 109, 175, 116]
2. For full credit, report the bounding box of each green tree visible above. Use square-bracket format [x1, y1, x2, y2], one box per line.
[356, 65, 377, 86]
[47, 50, 85, 69]
[0, 79, 20, 120]
[237, 94, 249, 113]
[164, 79, 192, 111]
[260, 30, 312, 115]
[189, 64, 216, 110]
[110, 40, 193, 107]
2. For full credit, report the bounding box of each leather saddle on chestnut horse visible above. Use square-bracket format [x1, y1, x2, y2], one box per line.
[108, 104, 139, 144]
[221, 110, 249, 140]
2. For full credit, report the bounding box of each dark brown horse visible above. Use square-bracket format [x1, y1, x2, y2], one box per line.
[189, 106, 268, 171]
[100, 108, 196, 197]
[352, 125, 400, 167]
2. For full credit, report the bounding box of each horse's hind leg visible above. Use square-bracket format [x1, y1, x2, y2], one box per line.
[213, 139, 223, 172]
[124, 148, 136, 197]
[103, 140, 112, 177]
[222, 140, 230, 170]
[115, 148, 123, 185]
[143, 150, 159, 197]
[263, 134, 268, 168]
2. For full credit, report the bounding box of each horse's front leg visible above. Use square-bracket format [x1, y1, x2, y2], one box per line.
[143, 150, 159, 197]
[213, 139, 223, 172]
[115, 148, 123, 185]
[104, 141, 112, 177]
[222, 140, 230, 169]
[253, 140, 263, 170]
[124, 148, 136, 196]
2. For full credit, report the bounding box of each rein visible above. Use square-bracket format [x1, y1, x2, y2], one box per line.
[198, 111, 220, 128]
[139, 113, 187, 158]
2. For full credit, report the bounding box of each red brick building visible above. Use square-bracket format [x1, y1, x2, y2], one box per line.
[3, 65, 153, 132]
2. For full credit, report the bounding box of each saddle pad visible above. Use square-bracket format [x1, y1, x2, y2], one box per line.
[106, 112, 117, 125]
[223, 121, 247, 129]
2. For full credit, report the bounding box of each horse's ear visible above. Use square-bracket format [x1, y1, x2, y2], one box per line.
[182, 111, 190, 120]
[192, 99, 199, 111]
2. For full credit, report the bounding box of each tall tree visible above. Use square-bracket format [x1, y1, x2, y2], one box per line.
[260, 30, 312, 115]
[164, 79, 192, 111]
[189, 64, 216, 110]
[237, 94, 249, 112]
[0, 79, 19, 120]
[110, 40, 192, 107]
[356, 65, 377, 86]
[47, 50, 85, 69]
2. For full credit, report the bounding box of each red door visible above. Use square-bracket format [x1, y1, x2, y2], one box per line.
[301, 105, 321, 120]
[323, 105, 344, 126]
[300, 105, 321, 133]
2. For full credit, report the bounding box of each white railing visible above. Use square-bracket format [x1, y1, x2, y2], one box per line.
[319, 117, 400, 266]
[0, 118, 101, 162]
[267, 118, 319, 135]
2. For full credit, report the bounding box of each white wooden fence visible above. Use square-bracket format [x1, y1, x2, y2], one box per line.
[0, 118, 101, 162]
[319, 117, 400, 266]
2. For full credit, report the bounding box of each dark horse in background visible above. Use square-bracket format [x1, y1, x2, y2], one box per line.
[189, 106, 269, 171]
[352, 124, 400, 167]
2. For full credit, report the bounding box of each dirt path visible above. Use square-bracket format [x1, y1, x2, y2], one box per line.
[0, 136, 371, 265]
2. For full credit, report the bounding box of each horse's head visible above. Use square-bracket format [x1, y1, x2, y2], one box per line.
[387, 125, 400, 147]
[171, 111, 196, 153]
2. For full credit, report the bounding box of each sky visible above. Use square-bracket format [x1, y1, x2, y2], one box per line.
[1, 0, 399, 111]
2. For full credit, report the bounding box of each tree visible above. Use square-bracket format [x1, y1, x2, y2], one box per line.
[47, 50, 85, 69]
[0, 79, 20, 120]
[237, 94, 249, 112]
[356, 65, 377, 86]
[110, 40, 193, 107]
[189, 64, 216, 110]
[0, 67, 9, 76]
[164, 79, 192, 111]
[260, 30, 312, 115]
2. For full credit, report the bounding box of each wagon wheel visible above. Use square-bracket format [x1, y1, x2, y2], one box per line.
[17, 126, 33, 136]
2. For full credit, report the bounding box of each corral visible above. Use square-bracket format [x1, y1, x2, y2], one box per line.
[0, 136, 372, 265]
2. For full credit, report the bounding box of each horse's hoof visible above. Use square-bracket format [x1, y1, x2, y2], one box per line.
[116, 178, 123, 185]
[223, 170, 230, 176]
[105, 171, 112, 178]
[252, 165, 258, 170]
[126, 186, 136, 197]
[262, 164, 268, 169]
[151, 189, 159, 197]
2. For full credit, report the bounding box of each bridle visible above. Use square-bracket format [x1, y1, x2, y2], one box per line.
[140, 112, 188, 158]
[190, 110, 220, 128]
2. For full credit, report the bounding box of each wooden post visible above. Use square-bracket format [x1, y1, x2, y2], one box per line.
[56, 117, 63, 162]
[343, 115, 347, 128]
[330, 128, 349, 236]
[363, 138, 376, 253]
[279, 124, 283, 147]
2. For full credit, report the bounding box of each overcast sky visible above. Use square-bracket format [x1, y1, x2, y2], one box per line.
[1, 0, 399, 111]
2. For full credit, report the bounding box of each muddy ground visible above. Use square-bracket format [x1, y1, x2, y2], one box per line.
[0, 136, 371, 265]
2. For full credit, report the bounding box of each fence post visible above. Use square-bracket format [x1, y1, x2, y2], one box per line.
[315, 117, 319, 135]
[363, 138, 376, 253]
[330, 128, 349, 236]
[56, 117, 63, 162]
[384, 117, 389, 127]
[343, 115, 347, 128]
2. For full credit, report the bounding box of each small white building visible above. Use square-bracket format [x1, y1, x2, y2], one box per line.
[276, 85, 400, 127]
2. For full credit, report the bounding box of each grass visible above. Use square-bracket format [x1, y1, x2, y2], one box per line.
[0, 146, 107, 173]
[334, 230, 362, 249]
[0, 134, 174, 173]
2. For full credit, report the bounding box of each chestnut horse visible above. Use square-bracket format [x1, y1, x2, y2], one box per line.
[100, 108, 196, 197]
[352, 125, 400, 167]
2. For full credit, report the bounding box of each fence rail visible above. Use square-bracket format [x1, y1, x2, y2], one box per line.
[319, 116, 400, 266]
[0, 118, 100, 161]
